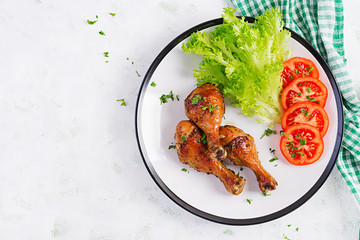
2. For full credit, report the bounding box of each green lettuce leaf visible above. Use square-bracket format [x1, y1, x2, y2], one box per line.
[182, 7, 291, 125]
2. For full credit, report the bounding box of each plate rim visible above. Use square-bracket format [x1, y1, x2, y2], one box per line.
[135, 16, 344, 225]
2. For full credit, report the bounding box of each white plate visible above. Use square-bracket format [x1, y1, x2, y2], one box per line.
[135, 17, 343, 225]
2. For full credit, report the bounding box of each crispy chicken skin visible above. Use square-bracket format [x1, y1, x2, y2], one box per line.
[219, 125, 278, 193]
[175, 120, 245, 195]
[184, 84, 226, 161]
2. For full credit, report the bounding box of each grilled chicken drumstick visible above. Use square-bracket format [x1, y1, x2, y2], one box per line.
[219, 125, 278, 193]
[175, 120, 245, 195]
[184, 84, 227, 161]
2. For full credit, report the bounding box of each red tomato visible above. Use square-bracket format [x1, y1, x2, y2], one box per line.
[281, 57, 320, 88]
[280, 125, 324, 165]
[281, 102, 329, 137]
[281, 77, 328, 110]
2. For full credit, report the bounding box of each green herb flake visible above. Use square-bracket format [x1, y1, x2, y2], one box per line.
[191, 94, 202, 105]
[262, 192, 270, 196]
[200, 105, 208, 111]
[299, 137, 307, 146]
[306, 87, 312, 93]
[283, 234, 291, 240]
[109, 13, 116, 17]
[99, 30, 105, 35]
[168, 144, 176, 150]
[182, 136, 188, 143]
[87, 19, 97, 25]
[199, 133, 207, 144]
[117, 98, 126, 106]
[306, 95, 316, 101]
[181, 168, 189, 173]
[296, 227, 299, 231]
[104, 52, 109, 57]
[291, 152, 296, 158]
[246, 199, 253, 204]
[269, 148, 278, 162]
[150, 81, 156, 87]
[280, 130, 290, 140]
[287, 224, 291, 227]
[260, 128, 277, 139]
[300, 108, 310, 121]
[136, 70, 141, 77]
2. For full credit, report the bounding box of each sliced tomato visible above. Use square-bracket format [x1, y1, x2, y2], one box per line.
[281, 77, 328, 110]
[281, 57, 320, 88]
[280, 125, 324, 165]
[281, 102, 329, 137]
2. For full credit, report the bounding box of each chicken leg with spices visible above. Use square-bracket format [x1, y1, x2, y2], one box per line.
[184, 84, 226, 161]
[219, 125, 278, 193]
[175, 120, 245, 195]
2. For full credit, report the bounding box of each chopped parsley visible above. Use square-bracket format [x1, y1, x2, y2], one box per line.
[136, 70, 141, 77]
[176, 95, 179, 101]
[269, 148, 278, 162]
[99, 30, 105, 35]
[287, 224, 291, 227]
[260, 128, 277, 139]
[87, 19, 97, 25]
[283, 234, 291, 240]
[200, 105, 208, 111]
[182, 136, 188, 143]
[300, 108, 311, 121]
[104, 52, 109, 57]
[117, 99, 126, 106]
[191, 94, 202, 104]
[109, 13, 116, 17]
[262, 191, 271, 197]
[168, 144, 176, 149]
[207, 102, 218, 113]
[198, 133, 207, 144]
[285, 142, 294, 150]
[159, 91, 175, 104]
[246, 199, 253, 204]
[150, 81, 156, 87]
[299, 137, 307, 146]
[296, 227, 299, 231]
[181, 168, 189, 173]
[306, 95, 316, 102]
[280, 130, 290, 140]
[306, 87, 312, 93]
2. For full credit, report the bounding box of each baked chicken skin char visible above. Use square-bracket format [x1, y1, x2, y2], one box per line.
[184, 84, 227, 161]
[219, 125, 278, 193]
[175, 120, 245, 195]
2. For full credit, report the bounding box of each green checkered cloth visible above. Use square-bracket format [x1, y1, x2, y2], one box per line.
[228, 0, 360, 204]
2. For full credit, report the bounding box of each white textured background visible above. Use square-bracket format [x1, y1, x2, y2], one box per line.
[0, 0, 359, 239]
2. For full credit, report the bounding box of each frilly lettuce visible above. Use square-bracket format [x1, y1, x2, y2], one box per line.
[182, 7, 291, 125]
